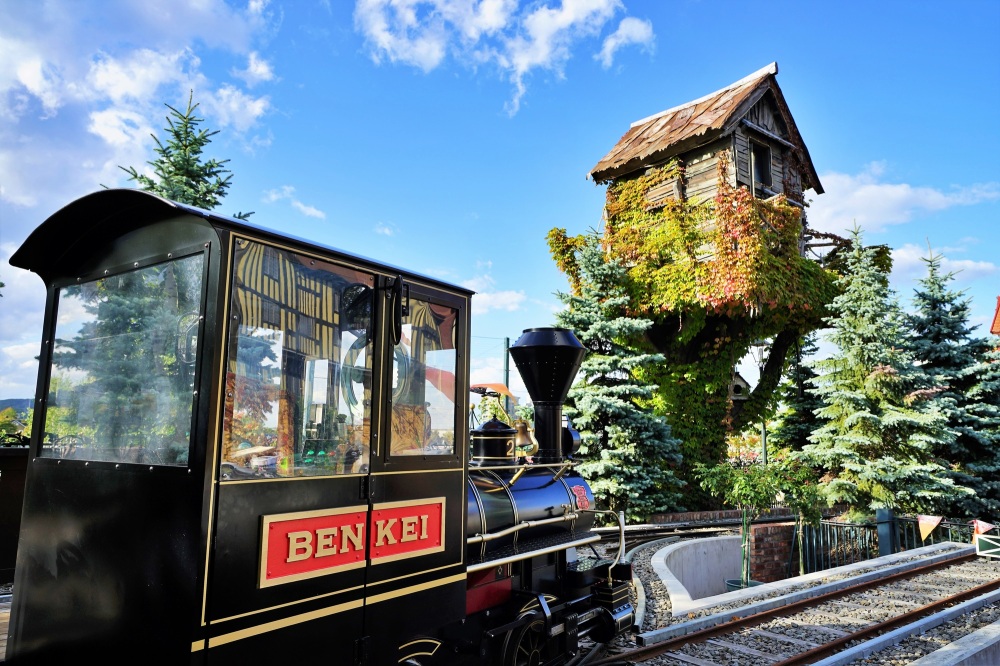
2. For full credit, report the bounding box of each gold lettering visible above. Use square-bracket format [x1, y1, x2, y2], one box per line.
[401, 516, 418, 542]
[315, 527, 338, 557]
[376, 518, 398, 546]
[419, 514, 428, 539]
[342, 523, 364, 552]
[287, 531, 313, 562]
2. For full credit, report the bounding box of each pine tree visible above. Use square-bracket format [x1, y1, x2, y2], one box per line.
[121, 91, 251, 219]
[796, 228, 971, 516]
[907, 252, 1000, 518]
[768, 334, 825, 451]
[555, 233, 684, 521]
[962, 343, 1000, 518]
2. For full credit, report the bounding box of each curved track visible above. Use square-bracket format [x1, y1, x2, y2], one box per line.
[588, 553, 1000, 665]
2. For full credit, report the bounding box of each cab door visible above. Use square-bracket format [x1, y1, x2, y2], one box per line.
[205, 237, 380, 662]
[362, 278, 471, 665]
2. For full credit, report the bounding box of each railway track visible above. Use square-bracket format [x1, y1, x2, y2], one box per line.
[586, 552, 1000, 665]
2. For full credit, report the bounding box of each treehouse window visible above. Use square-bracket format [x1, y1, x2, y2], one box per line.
[751, 141, 772, 190]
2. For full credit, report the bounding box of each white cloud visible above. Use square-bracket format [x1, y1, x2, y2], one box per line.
[234, 52, 276, 87]
[808, 162, 1000, 235]
[502, 0, 619, 113]
[87, 108, 156, 148]
[88, 49, 196, 103]
[892, 242, 997, 284]
[292, 200, 325, 219]
[353, 0, 450, 72]
[205, 84, 270, 132]
[263, 186, 326, 219]
[375, 222, 396, 236]
[463, 273, 525, 314]
[595, 16, 653, 69]
[352, 0, 651, 114]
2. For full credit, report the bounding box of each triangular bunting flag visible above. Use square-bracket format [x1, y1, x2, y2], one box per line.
[917, 515, 942, 542]
[972, 519, 996, 545]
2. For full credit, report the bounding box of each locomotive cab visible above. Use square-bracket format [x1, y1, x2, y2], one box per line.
[7, 190, 471, 664]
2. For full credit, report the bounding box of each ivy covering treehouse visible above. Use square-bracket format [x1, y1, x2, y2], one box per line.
[549, 63, 842, 508]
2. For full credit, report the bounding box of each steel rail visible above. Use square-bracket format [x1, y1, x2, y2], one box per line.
[587, 553, 981, 665]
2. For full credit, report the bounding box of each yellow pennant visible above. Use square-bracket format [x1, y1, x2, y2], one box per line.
[917, 515, 942, 542]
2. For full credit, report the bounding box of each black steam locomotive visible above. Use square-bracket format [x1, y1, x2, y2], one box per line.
[6, 189, 633, 664]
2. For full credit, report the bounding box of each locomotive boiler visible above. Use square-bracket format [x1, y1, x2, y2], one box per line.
[6, 189, 633, 665]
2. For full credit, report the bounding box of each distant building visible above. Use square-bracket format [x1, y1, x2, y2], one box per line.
[589, 62, 823, 252]
[992, 296, 1000, 336]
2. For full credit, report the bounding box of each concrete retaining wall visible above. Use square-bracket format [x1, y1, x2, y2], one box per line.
[651, 535, 742, 615]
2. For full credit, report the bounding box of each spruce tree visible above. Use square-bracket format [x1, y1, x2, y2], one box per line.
[907, 252, 1000, 518]
[768, 334, 825, 452]
[962, 343, 1000, 519]
[796, 228, 971, 516]
[555, 233, 684, 521]
[121, 91, 251, 219]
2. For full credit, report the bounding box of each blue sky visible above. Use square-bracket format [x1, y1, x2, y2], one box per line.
[1, 0, 998, 403]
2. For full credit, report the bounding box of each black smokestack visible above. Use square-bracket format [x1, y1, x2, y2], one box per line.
[509, 327, 585, 463]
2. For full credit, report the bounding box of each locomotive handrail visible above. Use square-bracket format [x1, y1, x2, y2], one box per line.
[581, 509, 627, 574]
[467, 506, 580, 545]
[468, 460, 577, 490]
[469, 461, 578, 472]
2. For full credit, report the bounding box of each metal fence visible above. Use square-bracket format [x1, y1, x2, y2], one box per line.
[892, 515, 998, 552]
[792, 520, 879, 576]
[789, 511, 1000, 577]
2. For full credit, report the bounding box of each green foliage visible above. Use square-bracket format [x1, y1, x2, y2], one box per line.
[549, 157, 839, 508]
[905, 251, 1000, 519]
[769, 334, 826, 451]
[555, 233, 684, 522]
[695, 449, 779, 586]
[121, 91, 252, 219]
[796, 228, 973, 515]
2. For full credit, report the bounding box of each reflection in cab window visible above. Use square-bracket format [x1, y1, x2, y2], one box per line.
[391, 299, 457, 456]
[222, 240, 374, 480]
[43, 253, 205, 466]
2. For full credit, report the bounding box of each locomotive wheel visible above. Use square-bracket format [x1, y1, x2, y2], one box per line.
[502, 615, 547, 666]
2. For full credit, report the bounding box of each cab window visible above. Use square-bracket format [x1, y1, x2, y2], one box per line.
[221, 239, 374, 480]
[390, 298, 458, 456]
[43, 252, 205, 466]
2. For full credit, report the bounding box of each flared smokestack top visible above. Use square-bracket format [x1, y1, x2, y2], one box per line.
[509, 328, 585, 463]
[509, 328, 585, 405]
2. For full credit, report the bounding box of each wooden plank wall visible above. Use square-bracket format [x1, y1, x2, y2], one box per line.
[734, 128, 786, 196]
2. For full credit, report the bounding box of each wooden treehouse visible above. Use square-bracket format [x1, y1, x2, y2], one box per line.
[589, 62, 823, 254]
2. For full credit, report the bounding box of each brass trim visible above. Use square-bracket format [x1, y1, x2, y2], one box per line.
[222, 471, 368, 485]
[399, 637, 442, 660]
[365, 572, 466, 605]
[202, 234, 236, 626]
[371, 467, 461, 476]
[191, 639, 205, 652]
[365, 562, 465, 591]
[466, 535, 601, 572]
[205, 575, 463, 650]
[207, 598, 365, 648]
[211, 584, 366, 625]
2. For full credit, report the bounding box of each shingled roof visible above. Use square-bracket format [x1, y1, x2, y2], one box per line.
[589, 62, 823, 193]
[991, 296, 1000, 335]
